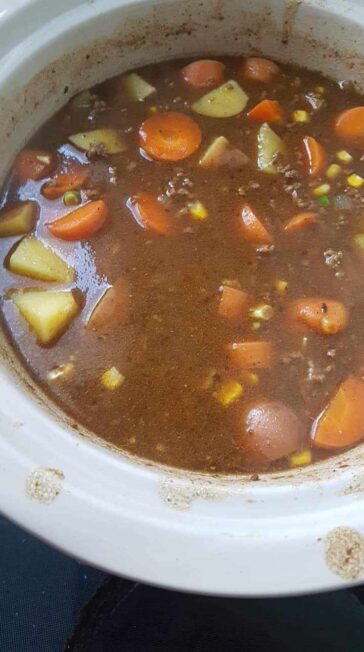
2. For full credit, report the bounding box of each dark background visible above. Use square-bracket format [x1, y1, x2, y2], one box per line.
[1, 513, 364, 652]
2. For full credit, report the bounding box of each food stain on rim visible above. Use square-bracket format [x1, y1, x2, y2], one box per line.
[324, 526, 364, 580]
[159, 477, 220, 510]
[25, 467, 65, 504]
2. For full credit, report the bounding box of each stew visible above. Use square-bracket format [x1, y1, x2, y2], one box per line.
[1, 56, 364, 474]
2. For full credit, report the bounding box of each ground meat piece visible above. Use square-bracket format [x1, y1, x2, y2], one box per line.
[86, 141, 108, 160]
[305, 359, 334, 385]
[281, 350, 304, 365]
[324, 249, 344, 277]
[84, 188, 100, 199]
[89, 99, 107, 116]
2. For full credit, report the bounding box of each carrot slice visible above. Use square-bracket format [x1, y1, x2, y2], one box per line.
[181, 60, 224, 88]
[14, 149, 55, 182]
[127, 192, 176, 236]
[302, 136, 327, 176]
[218, 286, 249, 321]
[242, 58, 280, 84]
[312, 376, 364, 449]
[335, 107, 364, 148]
[42, 162, 89, 200]
[287, 298, 349, 335]
[139, 112, 202, 161]
[284, 211, 318, 233]
[239, 204, 273, 245]
[227, 341, 273, 369]
[47, 200, 108, 241]
[247, 99, 284, 124]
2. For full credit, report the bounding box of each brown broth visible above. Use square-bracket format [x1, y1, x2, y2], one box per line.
[2, 57, 364, 473]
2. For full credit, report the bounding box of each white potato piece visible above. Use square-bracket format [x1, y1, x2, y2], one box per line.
[12, 290, 79, 345]
[199, 136, 249, 168]
[257, 122, 286, 174]
[8, 236, 74, 283]
[192, 80, 248, 118]
[0, 201, 38, 237]
[69, 129, 126, 154]
[123, 73, 156, 101]
[70, 90, 92, 109]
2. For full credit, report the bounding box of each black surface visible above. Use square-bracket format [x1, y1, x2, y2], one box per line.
[66, 578, 364, 652]
[2, 513, 364, 652]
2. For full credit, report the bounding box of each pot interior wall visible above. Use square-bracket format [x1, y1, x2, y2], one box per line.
[0, 0, 364, 474]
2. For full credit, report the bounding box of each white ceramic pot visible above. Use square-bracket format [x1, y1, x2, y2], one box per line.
[0, 0, 364, 597]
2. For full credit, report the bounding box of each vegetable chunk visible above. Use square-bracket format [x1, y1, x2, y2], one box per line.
[182, 60, 225, 88]
[69, 129, 126, 154]
[335, 107, 364, 148]
[257, 123, 286, 174]
[123, 73, 156, 101]
[287, 298, 349, 335]
[8, 236, 74, 283]
[199, 136, 249, 168]
[239, 204, 273, 245]
[139, 112, 201, 161]
[242, 58, 280, 84]
[312, 376, 364, 449]
[240, 400, 302, 461]
[0, 201, 38, 237]
[12, 290, 79, 345]
[86, 278, 129, 333]
[47, 200, 108, 241]
[192, 81, 248, 118]
[227, 341, 274, 369]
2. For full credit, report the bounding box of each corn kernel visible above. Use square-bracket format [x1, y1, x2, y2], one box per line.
[214, 380, 243, 406]
[290, 449, 312, 467]
[188, 200, 208, 221]
[249, 304, 274, 321]
[275, 279, 288, 296]
[312, 183, 331, 197]
[326, 164, 341, 180]
[101, 366, 125, 390]
[148, 106, 157, 113]
[243, 371, 259, 386]
[251, 321, 261, 331]
[292, 110, 310, 123]
[320, 316, 336, 334]
[354, 233, 364, 252]
[336, 150, 353, 164]
[315, 85, 325, 94]
[47, 362, 75, 382]
[347, 173, 364, 189]
[201, 368, 219, 390]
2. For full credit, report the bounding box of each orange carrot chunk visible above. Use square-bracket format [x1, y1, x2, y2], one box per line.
[42, 162, 89, 200]
[312, 376, 364, 449]
[47, 200, 108, 241]
[247, 99, 284, 124]
[287, 298, 349, 335]
[227, 341, 273, 369]
[181, 60, 225, 88]
[218, 286, 249, 321]
[284, 211, 318, 233]
[335, 107, 364, 148]
[302, 136, 327, 176]
[239, 204, 273, 245]
[139, 112, 202, 161]
[242, 58, 280, 84]
[127, 192, 176, 236]
[14, 149, 55, 182]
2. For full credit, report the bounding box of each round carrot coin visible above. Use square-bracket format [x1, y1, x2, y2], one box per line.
[181, 60, 224, 88]
[139, 112, 202, 161]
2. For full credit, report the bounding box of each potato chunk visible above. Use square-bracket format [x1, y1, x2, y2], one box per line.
[257, 123, 286, 174]
[8, 236, 74, 283]
[69, 129, 126, 154]
[123, 73, 156, 101]
[12, 290, 79, 345]
[192, 81, 248, 118]
[0, 201, 38, 237]
[199, 136, 249, 168]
